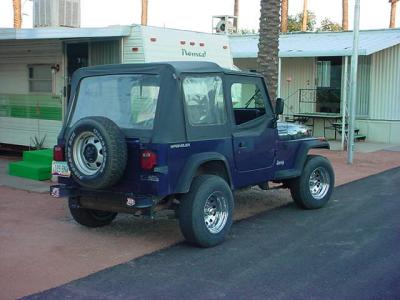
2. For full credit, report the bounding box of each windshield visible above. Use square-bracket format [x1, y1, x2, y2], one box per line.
[70, 74, 160, 130]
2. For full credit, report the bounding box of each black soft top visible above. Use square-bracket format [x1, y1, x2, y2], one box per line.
[72, 61, 261, 78]
[64, 61, 264, 144]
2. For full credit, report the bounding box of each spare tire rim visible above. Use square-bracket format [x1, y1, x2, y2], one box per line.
[73, 131, 104, 176]
[309, 167, 330, 200]
[204, 191, 228, 234]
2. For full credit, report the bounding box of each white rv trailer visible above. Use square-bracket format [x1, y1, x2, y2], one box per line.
[0, 25, 234, 148]
[124, 26, 233, 68]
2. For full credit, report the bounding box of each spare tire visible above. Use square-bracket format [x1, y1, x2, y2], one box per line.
[66, 116, 127, 189]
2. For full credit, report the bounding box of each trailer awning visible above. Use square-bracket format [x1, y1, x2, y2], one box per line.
[230, 28, 400, 58]
[0, 26, 131, 41]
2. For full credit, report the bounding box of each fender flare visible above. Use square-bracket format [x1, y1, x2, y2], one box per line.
[174, 152, 233, 194]
[274, 139, 330, 180]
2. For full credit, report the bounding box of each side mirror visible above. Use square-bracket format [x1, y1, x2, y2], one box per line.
[275, 98, 284, 115]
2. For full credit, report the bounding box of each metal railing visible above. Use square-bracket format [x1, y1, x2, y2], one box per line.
[298, 88, 341, 114]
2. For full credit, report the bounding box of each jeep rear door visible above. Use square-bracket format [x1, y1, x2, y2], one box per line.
[226, 75, 277, 179]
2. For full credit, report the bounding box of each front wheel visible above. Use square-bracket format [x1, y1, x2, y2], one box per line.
[290, 155, 335, 209]
[178, 175, 234, 248]
[68, 197, 118, 227]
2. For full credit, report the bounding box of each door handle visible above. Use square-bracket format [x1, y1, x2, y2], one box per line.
[238, 142, 246, 149]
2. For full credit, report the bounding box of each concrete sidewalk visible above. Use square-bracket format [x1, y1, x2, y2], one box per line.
[329, 140, 400, 153]
[0, 158, 51, 193]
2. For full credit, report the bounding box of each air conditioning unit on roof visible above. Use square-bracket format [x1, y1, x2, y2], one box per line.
[212, 15, 237, 34]
[33, 0, 81, 28]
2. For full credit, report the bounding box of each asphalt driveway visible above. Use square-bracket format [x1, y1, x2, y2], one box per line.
[25, 167, 400, 300]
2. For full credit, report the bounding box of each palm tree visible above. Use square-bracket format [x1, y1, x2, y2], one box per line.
[389, 0, 398, 28]
[342, 0, 349, 30]
[258, 0, 281, 103]
[233, 0, 239, 32]
[301, 0, 308, 31]
[281, 0, 288, 33]
[141, 0, 148, 26]
[13, 0, 22, 28]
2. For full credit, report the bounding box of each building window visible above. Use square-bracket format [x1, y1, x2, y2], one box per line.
[317, 61, 331, 88]
[230, 82, 266, 125]
[28, 65, 52, 93]
[182, 75, 226, 126]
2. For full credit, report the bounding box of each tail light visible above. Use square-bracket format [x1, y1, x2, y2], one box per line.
[141, 150, 157, 171]
[53, 145, 65, 161]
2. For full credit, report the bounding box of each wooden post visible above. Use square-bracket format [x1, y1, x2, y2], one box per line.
[233, 0, 239, 32]
[342, 0, 349, 31]
[13, 0, 22, 29]
[389, 0, 398, 28]
[281, 0, 288, 33]
[141, 0, 148, 26]
[301, 0, 308, 32]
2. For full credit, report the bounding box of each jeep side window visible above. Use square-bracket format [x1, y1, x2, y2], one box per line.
[231, 82, 266, 125]
[182, 75, 226, 126]
[130, 83, 159, 128]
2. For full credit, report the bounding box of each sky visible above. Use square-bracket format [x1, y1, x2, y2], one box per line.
[0, 0, 399, 32]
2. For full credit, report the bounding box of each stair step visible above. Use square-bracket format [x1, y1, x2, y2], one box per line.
[355, 134, 366, 141]
[337, 129, 360, 134]
[8, 161, 51, 181]
[23, 149, 53, 165]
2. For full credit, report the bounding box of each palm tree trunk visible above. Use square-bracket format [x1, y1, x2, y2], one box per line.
[141, 0, 148, 26]
[258, 0, 281, 103]
[301, 0, 308, 31]
[233, 0, 239, 32]
[342, 0, 349, 30]
[13, 0, 22, 29]
[281, 0, 288, 33]
[390, 0, 398, 28]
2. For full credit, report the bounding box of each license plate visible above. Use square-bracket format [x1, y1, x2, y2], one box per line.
[52, 161, 71, 177]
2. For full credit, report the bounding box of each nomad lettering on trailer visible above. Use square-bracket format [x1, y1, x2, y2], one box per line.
[181, 49, 206, 58]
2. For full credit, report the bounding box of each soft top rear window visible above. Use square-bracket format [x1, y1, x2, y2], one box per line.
[70, 74, 160, 130]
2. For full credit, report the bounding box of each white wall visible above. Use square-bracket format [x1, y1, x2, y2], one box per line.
[356, 119, 400, 144]
[280, 57, 316, 115]
[0, 40, 64, 148]
[123, 26, 146, 64]
[123, 25, 234, 69]
[369, 44, 400, 121]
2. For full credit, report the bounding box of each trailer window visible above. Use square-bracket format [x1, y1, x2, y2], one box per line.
[28, 65, 52, 93]
[71, 74, 160, 129]
[182, 75, 226, 126]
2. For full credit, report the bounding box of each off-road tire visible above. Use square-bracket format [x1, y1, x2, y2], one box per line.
[179, 175, 234, 248]
[66, 116, 127, 189]
[68, 197, 117, 227]
[290, 155, 335, 209]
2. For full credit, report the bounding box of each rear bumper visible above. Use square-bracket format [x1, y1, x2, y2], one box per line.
[50, 184, 155, 209]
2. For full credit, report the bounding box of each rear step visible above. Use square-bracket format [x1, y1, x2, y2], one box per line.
[354, 134, 366, 141]
[8, 149, 53, 181]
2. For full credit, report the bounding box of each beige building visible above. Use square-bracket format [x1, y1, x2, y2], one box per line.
[230, 29, 400, 144]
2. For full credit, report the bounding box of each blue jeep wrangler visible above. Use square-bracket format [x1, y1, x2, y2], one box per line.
[51, 62, 334, 247]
